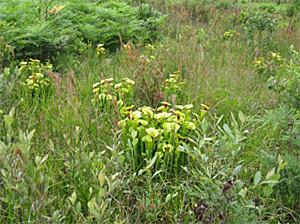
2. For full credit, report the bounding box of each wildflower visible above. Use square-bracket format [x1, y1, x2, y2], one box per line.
[100, 78, 113, 84]
[138, 119, 148, 126]
[114, 83, 122, 89]
[162, 143, 174, 152]
[30, 58, 40, 63]
[93, 82, 100, 88]
[201, 104, 209, 111]
[184, 104, 193, 110]
[193, 113, 200, 121]
[129, 111, 142, 120]
[163, 122, 180, 132]
[161, 102, 171, 108]
[121, 78, 135, 85]
[154, 112, 172, 120]
[145, 43, 155, 50]
[98, 93, 106, 101]
[118, 119, 127, 129]
[140, 106, 154, 116]
[175, 105, 184, 111]
[93, 88, 100, 94]
[157, 106, 165, 112]
[48, 5, 66, 15]
[146, 128, 159, 139]
[97, 43, 105, 56]
[140, 55, 150, 63]
[185, 121, 196, 130]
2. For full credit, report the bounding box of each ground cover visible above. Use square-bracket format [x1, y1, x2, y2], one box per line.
[0, 0, 299, 223]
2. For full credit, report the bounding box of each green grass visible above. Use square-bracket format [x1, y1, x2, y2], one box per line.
[0, 0, 299, 223]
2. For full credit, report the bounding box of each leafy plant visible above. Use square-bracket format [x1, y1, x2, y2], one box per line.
[254, 46, 300, 109]
[244, 10, 278, 52]
[118, 102, 208, 172]
[0, 0, 164, 59]
[0, 36, 14, 70]
[18, 59, 54, 100]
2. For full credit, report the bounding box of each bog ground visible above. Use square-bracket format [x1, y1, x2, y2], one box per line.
[0, 0, 299, 223]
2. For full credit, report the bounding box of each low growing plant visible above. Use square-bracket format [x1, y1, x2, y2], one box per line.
[118, 102, 209, 172]
[254, 46, 300, 109]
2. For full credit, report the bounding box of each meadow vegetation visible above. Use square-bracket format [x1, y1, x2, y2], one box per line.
[0, 0, 299, 223]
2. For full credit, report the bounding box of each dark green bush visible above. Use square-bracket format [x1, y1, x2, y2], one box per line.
[0, 0, 164, 59]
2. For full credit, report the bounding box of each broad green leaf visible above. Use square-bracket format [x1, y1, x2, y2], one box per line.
[69, 191, 77, 205]
[263, 185, 273, 197]
[279, 162, 288, 170]
[233, 165, 243, 176]
[98, 172, 106, 187]
[254, 171, 261, 185]
[223, 124, 234, 140]
[4, 115, 13, 127]
[75, 202, 81, 215]
[131, 129, 137, 139]
[270, 173, 280, 181]
[165, 194, 171, 203]
[132, 138, 138, 146]
[238, 111, 246, 123]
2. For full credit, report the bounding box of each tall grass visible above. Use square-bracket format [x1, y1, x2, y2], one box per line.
[0, 0, 299, 223]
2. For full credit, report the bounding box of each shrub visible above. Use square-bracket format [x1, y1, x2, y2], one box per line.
[0, 0, 164, 59]
[0, 36, 14, 70]
[254, 46, 300, 109]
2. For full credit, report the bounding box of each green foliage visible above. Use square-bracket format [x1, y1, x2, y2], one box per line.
[0, 0, 164, 59]
[92, 77, 135, 109]
[19, 59, 53, 94]
[118, 103, 206, 172]
[244, 10, 278, 51]
[254, 46, 300, 109]
[0, 36, 14, 70]
[0, 0, 300, 222]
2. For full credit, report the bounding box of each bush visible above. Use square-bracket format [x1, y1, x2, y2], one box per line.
[0, 0, 164, 60]
[254, 46, 300, 109]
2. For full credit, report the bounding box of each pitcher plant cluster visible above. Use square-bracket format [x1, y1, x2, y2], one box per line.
[20, 59, 53, 92]
[92, 77, 135, 108]
[92, 72, 209, 171]
[118, 102, 209, 171]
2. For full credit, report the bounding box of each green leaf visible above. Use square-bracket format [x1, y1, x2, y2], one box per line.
[238, 111, 246, 123]
[69, 191, 77, 205]
[28, 129, 35, 142]
[98, 172, 106, 187]
[27, 162, 35, 177]
[4, 115, 13, 127]
[199, 176, 214, 184]
[132, 138, 138, 146]
[165, 194, 171, 203]
[279, 162, 288, 170]
[278, 154, 283, 165]
[254, 171, 261, 185]
[270, 173, 280, 181]
[232, 165, 242, 176]
[223, 124, 234, 140]
[146, 154, 157, 169]
[75, 202, 81, 215]
[263, 185, 273, 197]
[87, 198, 100, 217]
